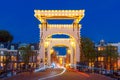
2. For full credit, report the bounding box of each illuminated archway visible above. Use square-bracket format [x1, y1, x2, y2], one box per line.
[34, 10, 85, 69]
[43, 38, 75, 68]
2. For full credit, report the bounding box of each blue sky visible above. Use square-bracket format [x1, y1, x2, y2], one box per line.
[53, 47, 67, 55]
[0, 0, 120, 43]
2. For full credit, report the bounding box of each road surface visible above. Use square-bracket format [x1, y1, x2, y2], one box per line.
[3, 68, 113, 80]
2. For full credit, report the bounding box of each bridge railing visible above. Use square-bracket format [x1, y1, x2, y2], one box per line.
[76, 64, 114, 75]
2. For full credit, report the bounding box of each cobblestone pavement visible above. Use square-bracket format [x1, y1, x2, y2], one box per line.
[2, 68, 113, 80]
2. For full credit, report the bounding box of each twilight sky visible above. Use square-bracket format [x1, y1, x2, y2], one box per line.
[0, 0, 120, 43]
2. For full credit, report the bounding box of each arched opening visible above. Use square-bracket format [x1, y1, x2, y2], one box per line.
[43, 33, 76, 68]
[50, 45, 71, 68]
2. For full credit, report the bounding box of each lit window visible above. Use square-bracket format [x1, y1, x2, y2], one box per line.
[0, 56, 3, 61]
[11, 56, 16, 61]
[98, 47, 101, 51]
[101, 57, 104, 61]
[14, 63, 17, 68]
[1, 63, 3, 67]
[98, 57, 104, 61]
[98, 47, 105, 51]
[3, 56, 6, 61]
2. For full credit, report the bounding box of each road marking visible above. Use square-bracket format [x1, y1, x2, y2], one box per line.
[34, 67, 46, 72]
[38, 67, 66, 80]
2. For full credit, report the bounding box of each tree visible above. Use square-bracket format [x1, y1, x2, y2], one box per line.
[18, 45, 35, 70]
[80, 37, 96, 66]
[0, 30, 13, 43]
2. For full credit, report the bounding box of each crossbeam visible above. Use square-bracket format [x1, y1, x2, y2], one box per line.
[34, 10, 85, 23]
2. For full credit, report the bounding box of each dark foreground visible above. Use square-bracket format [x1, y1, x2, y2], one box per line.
[2, 68, 113, 80]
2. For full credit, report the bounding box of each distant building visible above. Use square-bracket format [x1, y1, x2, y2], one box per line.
[108, 42, 120, 69]
[0, 42, 39, 70]
[95, 40, 118, 70]
[108, 42, 120, 55]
